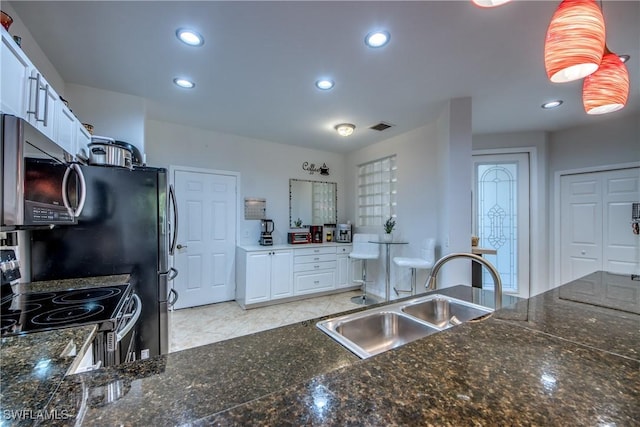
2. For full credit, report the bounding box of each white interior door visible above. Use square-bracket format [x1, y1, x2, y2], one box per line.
[173, 169, 237, 309]
[473, 153, 530, 298]
[560, 167, 640, 284]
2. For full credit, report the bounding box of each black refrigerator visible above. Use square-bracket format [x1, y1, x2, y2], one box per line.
[30, 164, 178, 360]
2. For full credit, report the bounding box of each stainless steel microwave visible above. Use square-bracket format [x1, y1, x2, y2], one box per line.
[1, 114, 86, 230]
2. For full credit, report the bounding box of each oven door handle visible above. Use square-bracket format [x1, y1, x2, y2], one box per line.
[116, 294, 142, 343]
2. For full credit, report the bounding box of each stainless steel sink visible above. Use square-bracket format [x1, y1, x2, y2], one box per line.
[400, 296, 492, 328]
[317, 294, 492, 359]
[318, 310, 439, 359]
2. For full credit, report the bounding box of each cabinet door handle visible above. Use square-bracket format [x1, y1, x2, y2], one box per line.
[314, 249, 319, 253]
[27, 73, 41, 120]
[314, 265, 320, 269]
[314, 257, 320, 261]
[314, 280, 320, 284]
[42, 83, 50, 126]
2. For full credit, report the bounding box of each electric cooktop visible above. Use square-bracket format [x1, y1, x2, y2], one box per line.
[0, 284, 131, 337]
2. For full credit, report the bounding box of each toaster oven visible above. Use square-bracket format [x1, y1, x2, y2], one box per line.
[288, 232, 311, 244]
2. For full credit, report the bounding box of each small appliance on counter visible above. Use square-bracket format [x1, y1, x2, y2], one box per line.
[260, 219, 274, 246]
[288, 231, 311, 244]
[324, 224, 336, 242]
[310, 225, 323, 243]
[336, 223, 352, 243]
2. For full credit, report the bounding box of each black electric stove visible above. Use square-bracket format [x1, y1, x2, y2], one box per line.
[1, 284, 131, 337]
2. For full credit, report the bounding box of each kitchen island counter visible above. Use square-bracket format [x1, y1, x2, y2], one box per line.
[5, 272, 640, 426]
[0, 325, 97, 424]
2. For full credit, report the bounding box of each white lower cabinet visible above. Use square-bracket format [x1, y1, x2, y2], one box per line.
[336, 245, 353, 288]
[293, 246, 337, 295]
[236, 244, 357, 308]
[236, 248, 293, 307]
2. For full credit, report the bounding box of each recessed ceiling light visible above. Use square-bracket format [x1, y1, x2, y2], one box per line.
[315, 79, 335, 90]
[619, 54, 630, 63]
[472, 0, 512, 7]
[173, 78, 195, 89]
[176, 28, 204, 47]
[365, 31, 390, 48]
[541, 100, 563, 109]
[335, 123, 355, 137]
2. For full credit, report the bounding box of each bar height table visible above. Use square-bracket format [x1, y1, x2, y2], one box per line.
[369, 240, 408, 302]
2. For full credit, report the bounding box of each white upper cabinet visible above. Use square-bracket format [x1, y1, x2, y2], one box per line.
[1, 28, 89, 160]
[56, 101, 76, 156]
[27, 69, 59, 142]
[1, 29, 33, 118]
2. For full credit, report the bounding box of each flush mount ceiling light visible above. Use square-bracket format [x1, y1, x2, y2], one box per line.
[472, 0, 512, 7]
[173, 78, 195, 89]
[544, 0, 606, 83]
[541, 100, 563, 109]
[335, 123, 355, 137]
[583, 47, 629, 115]
[315, 79, 335, 90]
[365, 31, 390, 48]
[176, 28, 204, 46]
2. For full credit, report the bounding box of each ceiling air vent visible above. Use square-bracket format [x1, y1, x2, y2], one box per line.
[369, 122, 393, 131]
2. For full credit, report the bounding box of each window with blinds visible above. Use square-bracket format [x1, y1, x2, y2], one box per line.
[357, 155, 397, 227]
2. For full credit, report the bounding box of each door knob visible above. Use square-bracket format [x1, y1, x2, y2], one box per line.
[177, 244, 188, 250]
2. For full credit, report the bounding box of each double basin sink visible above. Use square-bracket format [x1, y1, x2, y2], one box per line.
[316, 294, 492, 359]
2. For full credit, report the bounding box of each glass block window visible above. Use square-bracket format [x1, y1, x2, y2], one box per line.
[357, 155, 397, 227]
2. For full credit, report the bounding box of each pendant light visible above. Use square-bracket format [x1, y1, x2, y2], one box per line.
[544, 0, 606, 83]
[582, 47, 629, 115]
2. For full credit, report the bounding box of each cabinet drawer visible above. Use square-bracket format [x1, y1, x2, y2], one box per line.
[295, 246, 335, 256]
[294, 270, 335, 294]
[294, 260, 337, 273]
[294, 253, 336, 264]
[336, 245, 352, 254]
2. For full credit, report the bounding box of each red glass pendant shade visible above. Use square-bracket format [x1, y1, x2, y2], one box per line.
[544, 0, 606, 83]
[583, 49, 629, 115]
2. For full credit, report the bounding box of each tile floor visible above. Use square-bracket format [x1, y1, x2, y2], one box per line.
[169, 290, 364, 352]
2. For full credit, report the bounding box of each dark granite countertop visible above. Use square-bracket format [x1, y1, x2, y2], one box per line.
[0, 325, 97, 426]
[15, 274, 130, 294]
[3, 272, 639, 426]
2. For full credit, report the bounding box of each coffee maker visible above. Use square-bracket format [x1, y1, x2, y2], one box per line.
[260, 219, 274, 246]
[336, 224, 352, 243]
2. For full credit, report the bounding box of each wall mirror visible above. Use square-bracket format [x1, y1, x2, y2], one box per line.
[289, 179, 337, 227]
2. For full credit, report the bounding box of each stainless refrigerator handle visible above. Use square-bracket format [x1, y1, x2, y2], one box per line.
[168, 289, 179, 307]
[169, 184, 178, 255]
[168, 267, 178, 281]
[116, 294, 142, 342]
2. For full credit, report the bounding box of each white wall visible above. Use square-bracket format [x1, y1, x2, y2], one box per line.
[549, 113, 639, 174]
[472, 113, 640, 294]
[64, 84, 146, 154]
[435, 98, 473, 288]
[145, 119, 347, 246]
[548, 113, 640, 285]
[473, 131, 549, 295]
[343, 98, 472, 298]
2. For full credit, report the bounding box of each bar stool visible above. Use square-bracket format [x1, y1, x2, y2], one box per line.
[349, 233, 380, 305]
[393, 238, 436, 296]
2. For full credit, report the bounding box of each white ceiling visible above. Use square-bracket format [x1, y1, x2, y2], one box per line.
[9, 1, 640, 153]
